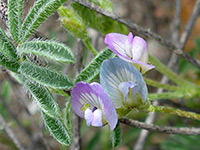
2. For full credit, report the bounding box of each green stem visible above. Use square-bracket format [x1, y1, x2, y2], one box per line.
[83, 38, 98, 56]
[148, 105, 200, 121]
[144, 77, 180, 91]
[149, 55, 190, 86]
[148, 92, 184, 100]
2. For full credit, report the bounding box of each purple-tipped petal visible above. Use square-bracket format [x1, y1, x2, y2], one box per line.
[91, 109, 103, 127]
[71, 82, 118, 130]
[104, 33, 129, 58]
[104, 32, 155, 74]
[84, 108, 94, 126]
[118, 81, 137, 101]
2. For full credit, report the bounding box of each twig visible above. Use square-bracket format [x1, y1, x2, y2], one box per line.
[179, 0, 200, 49]
[134, 1, 182, 149]
[71, 39, 84, 150]
[73, 0, 200, 69]
[0, 113, 25, 150]
[119, 118, 200, 135]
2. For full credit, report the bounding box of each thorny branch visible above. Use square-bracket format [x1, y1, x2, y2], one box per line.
[119, 118, 200, 135]
[73, 0, 200, 69]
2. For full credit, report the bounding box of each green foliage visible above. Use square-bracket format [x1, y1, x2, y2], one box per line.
[25, 80, 59, 118]
[0, 27, 18, 61]
[88, 0, 113, 12]
[20, 61, 74, 89]
[58, 6, 88, 39]
[76, 48, 115, 83]
[42, 111, 71, 146]
[0, 52, 20, 73]
[8, 0, 24, 42]
[86, 131, 101, 150]
[1, 81, 12, 102]
[179, 38, 200, 78]
[20, 0, 67, 42]
[161, 135, 200, 150]
[17, 40, 75, 63]
[71, 3, 129, 35]
[110, 122, 121, 148]
[63, 101, 72, 138]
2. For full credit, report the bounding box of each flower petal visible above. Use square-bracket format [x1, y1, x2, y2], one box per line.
[71, 82, 118, 130]
[71, 81, 102, 118]
[118, 81, 138, 101]
[84, 108, 94, 126]
[100, 58, 148, 107]
[131, 36, 148, 62]
[91, 109, 103, 127]
[104, 33, 129, 58]
[90, 82, 118, 130]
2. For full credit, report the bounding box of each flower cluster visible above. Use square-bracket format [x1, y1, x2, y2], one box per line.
[71, 32, 153, 130]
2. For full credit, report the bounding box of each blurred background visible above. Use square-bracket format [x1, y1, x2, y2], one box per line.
[0, 0, 200, 149]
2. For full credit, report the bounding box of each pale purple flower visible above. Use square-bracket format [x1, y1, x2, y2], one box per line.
[104, 32, 155, 74]
[71, 81, 118, 130]
[100, 58, 148, 108]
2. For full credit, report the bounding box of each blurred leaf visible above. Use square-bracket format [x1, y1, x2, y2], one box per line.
[20, 61, 74, 89]
[88, 0, 113, 12]
[86, 131, 101, 150]
[1, 81, 11, 102]
[110, 122, 121, 148]
[161, 135, 200, 150]
[25, 80, 59, 118]
[0, 52, 20, 73]
[63, 101, 72, 138]
[75, 48, 115, 83]
[10, 72, 25, 84]
[179, 38, 200, 78]
[0, 27, 18, 61]
[20, 0, 67, 42]
[42, 111, 71, 146]
[8, 0, 24, 42]
[17, 40, 75, 63]
[71, 3, 129, 35]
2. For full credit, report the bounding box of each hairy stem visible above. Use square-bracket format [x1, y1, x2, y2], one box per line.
[148, 105, 200, 121]
[144, 78, 180, 91]
[83, 38, 98, 56]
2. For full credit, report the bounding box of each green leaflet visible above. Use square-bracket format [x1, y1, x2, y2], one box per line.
[63, 101, 72, 139]
[42, 111, 71, 146]
[71, 3, 129, 35]
[17, 40, 75, 63]
[8, 0, 24, 42]
[25, 81, 59, 118]
[20, 0, 67, 42]
[0, 52, 20, 73]
[75, 48, 115, 83]
[110, 122, 121, 148]
[0, 27, 18, 61]
[20, 61, 74, 89]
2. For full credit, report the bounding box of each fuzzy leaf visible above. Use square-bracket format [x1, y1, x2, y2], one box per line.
[0, 52, 20, 73]
[110, 122, 121, 148]
[25, 81, 59, 118]
[63, 101, 72, 138]
[8, 0, 24, 42]
[0, 27, 18, 61]
[75, 48, 115, 83]
[20, 0, 67, 42]
[42, 111, 71, 146]
[20, 61, 74, 89]
[71, 3, 128, 35]
[17, 40, 75, 63]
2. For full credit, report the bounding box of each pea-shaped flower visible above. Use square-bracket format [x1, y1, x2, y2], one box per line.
[71, 81, 118, 130]
[104, 32, 155, 74]
[100, 58, 148, 108]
